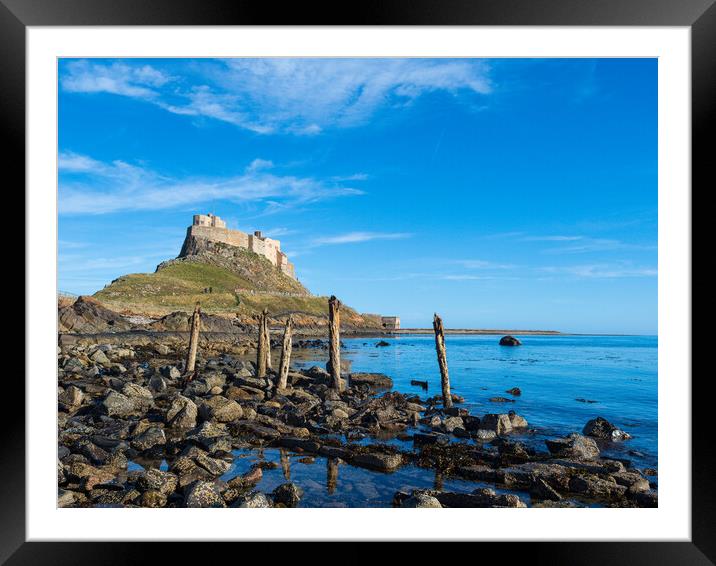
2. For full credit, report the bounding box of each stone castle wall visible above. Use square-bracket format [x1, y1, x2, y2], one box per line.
[182, 216, 297, 280]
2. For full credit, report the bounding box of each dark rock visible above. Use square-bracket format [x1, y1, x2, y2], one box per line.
[352, 452, 403, 472]
[545, 433, 600, 461]
[137, 468, 178, 495]
[166, 395, 198, 428]
[480, 413, 513, 435]
[131, 427, 166, 452]
[184, 481, 226, 508]
[234, 492, 272, 508]
[401, 493, 442, 508]
[272, 483, 304, 507]
[583, 417, 632, 441]
[506, 387, 522, 396]
[198, 396, 243, 423]
[530, 478, 563, 501]
[375, 341, 390, 347]
[349, 373, 393, 389]
[499, 335, 522, 346]
[160, 365, 182, 380]
[141, 490, 167, 508]
[489, 396, 515, 403]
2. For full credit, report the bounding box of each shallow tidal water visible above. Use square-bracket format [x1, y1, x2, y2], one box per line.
[253, 334, 657, 507]
[132, 334, 658, 507]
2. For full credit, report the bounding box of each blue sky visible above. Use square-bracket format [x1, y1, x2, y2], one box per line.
[58, 58, 657, 334]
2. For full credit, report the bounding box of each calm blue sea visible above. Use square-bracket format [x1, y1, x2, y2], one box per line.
[133, 334, 658, 507]
[296, 334, 658, 469]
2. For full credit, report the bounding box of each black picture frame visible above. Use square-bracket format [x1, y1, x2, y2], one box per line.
[5, 0, 707, 562]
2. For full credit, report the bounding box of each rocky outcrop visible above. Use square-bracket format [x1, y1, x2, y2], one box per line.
[499, 335, 522, 346]
[58, 296, 133, 333]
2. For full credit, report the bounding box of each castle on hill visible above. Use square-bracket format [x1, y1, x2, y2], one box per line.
[181, 213, 296, 279]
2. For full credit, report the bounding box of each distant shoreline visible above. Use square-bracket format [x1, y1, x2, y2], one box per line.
[392, 328, 562, 335]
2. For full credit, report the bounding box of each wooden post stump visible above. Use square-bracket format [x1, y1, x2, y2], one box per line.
[264, 312, 272, 370]
[257, 309, 268, 378]
[184, 302, 201, 376]
[277, 315, 293, 390]
[327, 295, 343, 391]
[433, 313, 453, 409]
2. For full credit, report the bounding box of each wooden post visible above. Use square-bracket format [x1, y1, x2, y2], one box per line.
[277, 315, 293, 390]
[280, 448, 291, 480]
[184, 302, 201, 375]
[433, 313, 453, 409]
[327, 295, 343, 391]
[256, 309, 268, 378]
[326, 458, 338, 495]
[263, 311, 272, 370]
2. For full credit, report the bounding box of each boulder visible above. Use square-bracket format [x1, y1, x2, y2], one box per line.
[89, 349, 111, 366]
[352, 452, 402, 472]
[160, 365, 182, 380]
[121, 383, 154, 413]
[508, 411, 529, 429]
[59, 385, 84, 412]
[101, 391, 141, 418]
[506, 387, 522, 396]
[166, 395, 198, 428]
[137, 468, 178, 495]
[234, 492, 272, 508]
[349, 373, 393, 389]
[401, 493, 442, 508]
[442, 416, 465, 434]
[583, 417, 632, 441]
[272, 483, 304, 507]
[199, 396, 243, 423]
[545, 433, 600, 461]
[141, 490, 167, 508]
[131, 427, 166, 452]
[499, 335, 521, 346]
[480, 413, 513, 435]
[184, 481, 226, 508]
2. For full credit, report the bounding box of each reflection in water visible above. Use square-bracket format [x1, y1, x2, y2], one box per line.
[326, 458, 339, 495]
[433, 470, 444, 491]
[280, 448, 291, 480]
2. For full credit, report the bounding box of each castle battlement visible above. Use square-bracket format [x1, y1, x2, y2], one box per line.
[183, 214, 296, 280]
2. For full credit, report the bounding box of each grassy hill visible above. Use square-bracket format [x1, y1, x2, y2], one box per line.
[93, 256, 380, 327]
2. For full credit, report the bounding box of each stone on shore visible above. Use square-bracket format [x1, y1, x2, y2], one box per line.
[184, 481, 226, 508]
[272, 483, 304, 507]
[349, 373, 394, 389]
[545, 433, 600, 461]
[582, 417, 632, 441]
[352, 452, 403, 472]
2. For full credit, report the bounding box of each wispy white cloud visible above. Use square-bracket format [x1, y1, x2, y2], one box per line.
[58, 152, 364, 215]
[62, 60, 173, 98]
[60, 58, 492, 135]
[540, 264, 657, 279]
[453, 259, 516, 269]
[311, 232, 412, 246]
[522, 235, 584, 242]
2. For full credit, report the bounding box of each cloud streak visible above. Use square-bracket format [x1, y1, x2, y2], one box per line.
[58, 152, 363, 215]
[311, 232, 412, 246]
[60, 58, 492, 135]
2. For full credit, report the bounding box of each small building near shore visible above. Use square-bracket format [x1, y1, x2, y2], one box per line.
[381, 316, 400, 330]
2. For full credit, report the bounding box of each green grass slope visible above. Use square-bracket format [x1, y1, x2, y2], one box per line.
[93, 258, 380, 326]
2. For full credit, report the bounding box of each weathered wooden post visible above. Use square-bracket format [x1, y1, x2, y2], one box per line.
[280, 448, 291, 480]
[326, 458, 338, 495]
[263, 310, 272, 370]
[433, 313, 453, 409]
[257, 309, 268, 378]
[277, 315, 293, 390]
[184, 302, 201, 375]
[327, 295, 343, 391]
